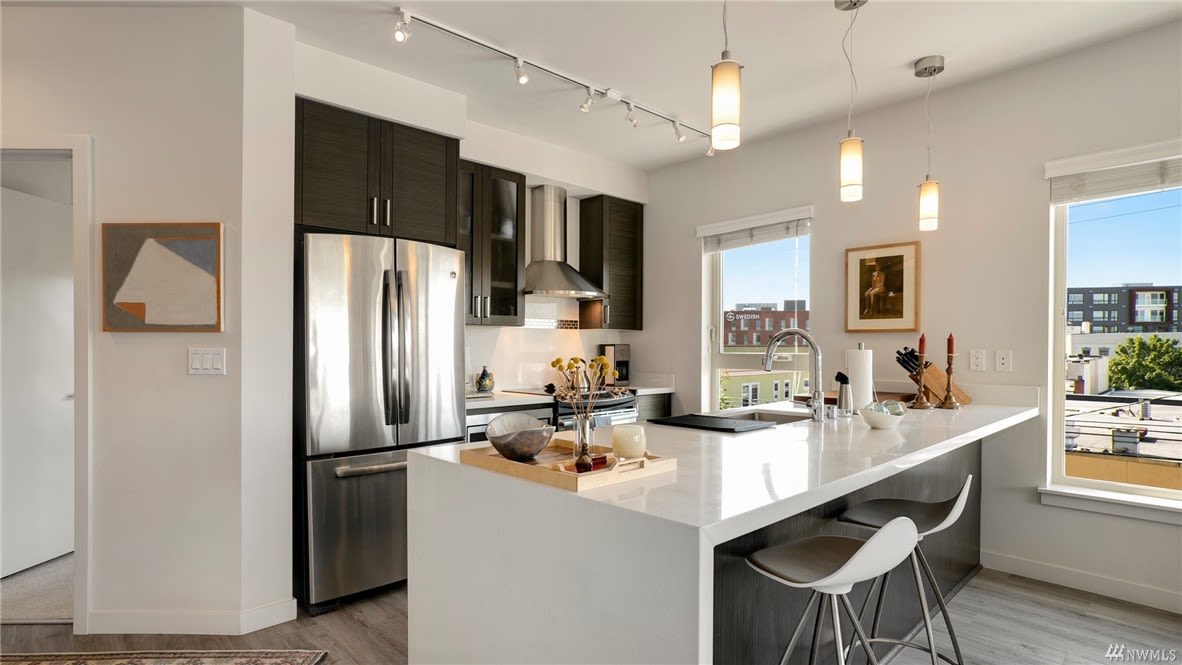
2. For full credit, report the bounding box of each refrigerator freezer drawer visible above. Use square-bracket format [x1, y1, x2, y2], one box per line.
[306, 449, 407, 604]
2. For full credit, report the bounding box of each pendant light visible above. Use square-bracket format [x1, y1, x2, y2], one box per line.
[837, 0, 867, 202]
[710, 0, 742, 151]
[915, 55, 944, 231]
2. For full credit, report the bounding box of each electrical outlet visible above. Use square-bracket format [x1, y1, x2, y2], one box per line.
[969, 349, 986, 371]
[996, 350, 1013, 372]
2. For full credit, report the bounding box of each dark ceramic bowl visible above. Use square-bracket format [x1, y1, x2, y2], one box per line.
[486, 413, 555, 461]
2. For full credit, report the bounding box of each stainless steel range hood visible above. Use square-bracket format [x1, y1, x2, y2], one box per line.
[524, 185, 606, 299]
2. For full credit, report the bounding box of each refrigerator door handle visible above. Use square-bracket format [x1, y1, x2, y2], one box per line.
[334, 460, 408, 478]
[382, 271, 395, 426]
[396, 269, 410, 425]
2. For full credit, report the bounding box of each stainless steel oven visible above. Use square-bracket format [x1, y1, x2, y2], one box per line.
[554, 392, 639, 430]
[466, 406, 553, 442]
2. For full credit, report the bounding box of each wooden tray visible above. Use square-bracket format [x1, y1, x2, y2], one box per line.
[459, 436, 676, 492]
[909, 364, 973, 405]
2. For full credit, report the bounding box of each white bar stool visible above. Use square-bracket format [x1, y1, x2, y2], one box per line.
[746, 516, 919, 665]
[837, 475, 974, 665]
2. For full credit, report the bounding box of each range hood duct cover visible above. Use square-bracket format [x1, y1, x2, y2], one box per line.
[523, 185, 606, 299]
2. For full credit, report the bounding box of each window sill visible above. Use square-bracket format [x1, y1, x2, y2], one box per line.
[1038, 485, 1182, 525]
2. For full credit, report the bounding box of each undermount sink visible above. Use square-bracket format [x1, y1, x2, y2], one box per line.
[726, 410, 812, 425]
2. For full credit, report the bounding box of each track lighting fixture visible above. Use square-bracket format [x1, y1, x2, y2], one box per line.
[837, 0, 866, 203]
[579, 87, 595, 113]
[392, 8, 412, 44]
[914, 55, 945, 231]
[710, 0, 742, 151]
[392, 10, 712, 147]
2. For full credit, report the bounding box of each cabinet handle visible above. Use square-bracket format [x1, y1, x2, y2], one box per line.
[385, 198, 392, 227]
[474, 296, 482, 319]
[370, 197, 379, 225]
[483, 296, 490, 319]
[604, 303, 611, 327]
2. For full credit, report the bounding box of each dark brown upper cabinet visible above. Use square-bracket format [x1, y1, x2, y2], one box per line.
[579, 195, 644, 331]
[296, 98, 457, 245]
[458, 160, 526, 327]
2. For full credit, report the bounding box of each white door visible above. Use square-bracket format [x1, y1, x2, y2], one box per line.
[1, 150, 75, 577]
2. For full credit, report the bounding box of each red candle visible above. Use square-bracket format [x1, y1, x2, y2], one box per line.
[947, 333, 956, 355]
[918, 333, 927, 355]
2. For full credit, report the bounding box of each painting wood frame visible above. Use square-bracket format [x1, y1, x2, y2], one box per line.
[101, 221, 223, 332]
[845, 241, 920, 332]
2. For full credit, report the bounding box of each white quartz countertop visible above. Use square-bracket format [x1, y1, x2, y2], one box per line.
[418, 401, 1038, 544]
[465, 385, 674, 411]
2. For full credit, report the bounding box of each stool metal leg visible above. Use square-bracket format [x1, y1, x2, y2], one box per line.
[844, 575, 882, 661]
[915, 547, 965, 665]
[809, 593, 827, 665]
[910, 552, 939, 665]
[780, 591, 822, 665]
[839, 595, 881, 665]
[830, 596, 845, 665]
[870, 569, 891, 638]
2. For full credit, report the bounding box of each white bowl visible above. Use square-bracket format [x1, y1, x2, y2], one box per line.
[859, 408, 904, 430]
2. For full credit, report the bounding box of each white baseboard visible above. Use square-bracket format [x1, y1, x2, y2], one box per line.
[982, 550, 1182, 614]
[87, 597, 297, 635]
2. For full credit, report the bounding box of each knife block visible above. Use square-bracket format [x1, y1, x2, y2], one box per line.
[910, 364, 973, 405]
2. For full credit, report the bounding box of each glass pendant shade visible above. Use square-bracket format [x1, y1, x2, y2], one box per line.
[711, 53, 741, 150]
[918, 178, 940, 231]
[839, 136, 864, 202]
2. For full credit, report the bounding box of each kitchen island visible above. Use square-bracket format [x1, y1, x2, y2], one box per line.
[408, 400, 1038, 664]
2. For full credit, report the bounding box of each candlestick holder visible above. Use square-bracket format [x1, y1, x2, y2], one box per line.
[939, 353, 962, 409]
[909, 352, 934, 409]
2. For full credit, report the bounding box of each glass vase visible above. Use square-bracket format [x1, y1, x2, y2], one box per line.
[573, 414, 594, 473]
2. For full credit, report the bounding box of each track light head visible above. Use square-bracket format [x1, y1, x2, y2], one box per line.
[673, 121, 687, 143]
[579, 87, 595, 113]
[392, 9, 412, 44]
[515, 58, 529, 85]
[625, 102, 638, 127]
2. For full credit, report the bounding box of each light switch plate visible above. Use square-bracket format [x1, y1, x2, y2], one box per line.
[188, 347, 227, 375]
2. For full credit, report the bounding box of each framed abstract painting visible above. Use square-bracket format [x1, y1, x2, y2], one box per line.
[101, 222, 223, 332]
[845, 241, 920, 332]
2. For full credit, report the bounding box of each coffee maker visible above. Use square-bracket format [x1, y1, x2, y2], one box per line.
[599, 344, 630, 386]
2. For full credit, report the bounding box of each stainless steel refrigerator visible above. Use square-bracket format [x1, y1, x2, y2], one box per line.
[295, 232, 464, 611]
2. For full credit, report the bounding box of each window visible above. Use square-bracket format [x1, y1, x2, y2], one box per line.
[740, 383, 760, 407]
[1068, 293, 1084, 305]
[1052, 152, 1181, 500]
[727, 332, 736, 345]
[703, 208, 811, 410]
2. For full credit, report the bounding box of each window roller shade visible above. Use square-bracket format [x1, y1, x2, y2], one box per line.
[702, 218, 810, 254]
[1050, 157, 1181, 204]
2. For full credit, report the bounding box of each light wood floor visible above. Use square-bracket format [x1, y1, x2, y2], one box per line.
[3, 571, 1178, 664]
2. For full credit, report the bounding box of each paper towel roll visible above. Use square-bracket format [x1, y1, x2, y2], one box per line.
[846, 347, 874, 410]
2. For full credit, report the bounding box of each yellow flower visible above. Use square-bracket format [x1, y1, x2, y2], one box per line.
[613, 370, 620, 378]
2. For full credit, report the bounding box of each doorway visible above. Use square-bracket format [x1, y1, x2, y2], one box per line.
[0, 136, 92, 632]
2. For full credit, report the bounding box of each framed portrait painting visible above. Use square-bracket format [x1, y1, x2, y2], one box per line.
[845, 241, 920, 332]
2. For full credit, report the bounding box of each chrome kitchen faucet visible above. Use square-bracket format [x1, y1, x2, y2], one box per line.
[763, 328, 827, 422]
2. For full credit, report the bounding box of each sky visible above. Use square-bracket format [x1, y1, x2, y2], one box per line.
[1067, 188, 1182, 288]
[721, 236, 810, 310]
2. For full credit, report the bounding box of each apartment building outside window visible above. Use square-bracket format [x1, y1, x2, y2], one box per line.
[703, 208, 811, 410]
[1053, 151, 1181, 500]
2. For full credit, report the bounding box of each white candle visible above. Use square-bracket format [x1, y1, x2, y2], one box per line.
[612, 424, 646, 460]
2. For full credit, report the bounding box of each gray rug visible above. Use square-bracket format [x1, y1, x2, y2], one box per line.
[1, 552, 72, 624]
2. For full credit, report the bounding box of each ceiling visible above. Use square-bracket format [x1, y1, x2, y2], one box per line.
[253, 1, 1182, 171]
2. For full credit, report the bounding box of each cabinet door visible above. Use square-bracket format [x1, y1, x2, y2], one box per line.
[481, 167, 525, 326]
[457, 160, 483, 325]
[391, 124, 454, 245]
[297, 99, 374, 233]
[604, 198, 643, 330]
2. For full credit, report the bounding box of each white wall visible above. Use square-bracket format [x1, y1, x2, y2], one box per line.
[635, 22, 1182, 611]
[2, 5, 295, 633]
[1, 184, 74, 576]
